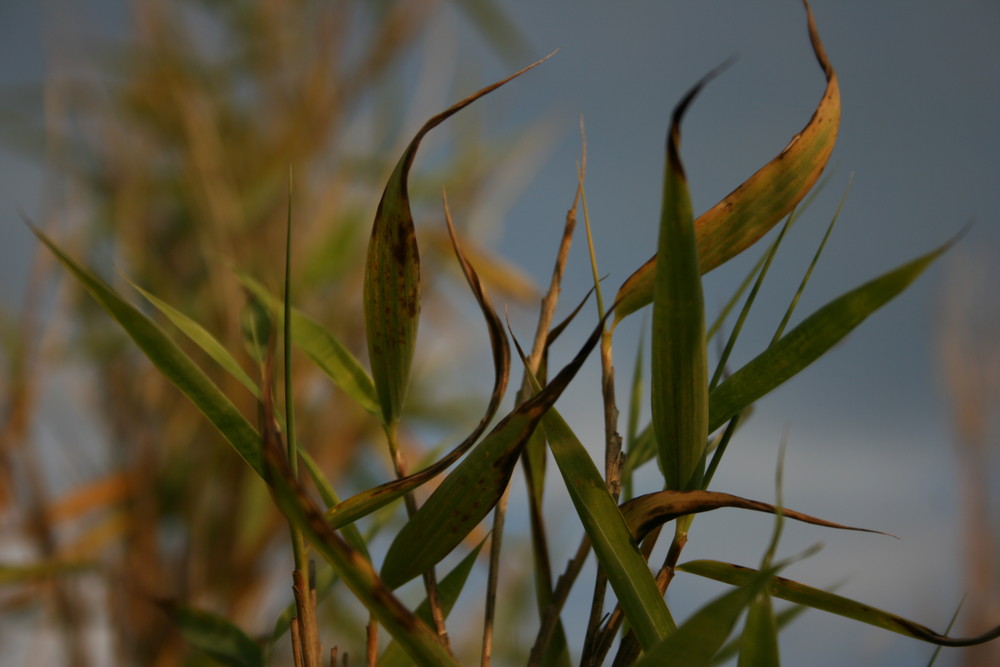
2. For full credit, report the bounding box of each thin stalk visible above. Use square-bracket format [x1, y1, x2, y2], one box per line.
[577, 119, 626, 665]
[284, 169, 316, 662]
[527, 535, 592, 666]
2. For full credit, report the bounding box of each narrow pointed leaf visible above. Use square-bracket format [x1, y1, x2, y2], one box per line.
[260, 422, 458, 666]
[677, 560, 1000, 647]
[173, 605, 264, 667]
[619, 489, 891, 543]
[634, 565, 782, 667]
[322, 202, 511, 530]
[541, 404, 676, 651]
[739, 593, 780, 667]
[364, 54, 551, 426]
[30, 224, 265, 478]
[651, 70, 712, 491]
[380, 307, 606, 590]
[708, 236, 956, 432]
[615, 1, 839, 321]
[238, 272, 380, 416]
[378, 538, 487, 667]
[127, 278, 260, 398]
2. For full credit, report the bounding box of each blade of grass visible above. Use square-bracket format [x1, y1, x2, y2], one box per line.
[126, 277, 260, 398]
[238, 272, 379, 416]
[379, 306, 608, 590]
[651, 63, 720, 493]
[708, 232, 960, 432]
[514, 337, 676, 652]
[677, 560, 1000, 647]
[613, 0, 839, 322]
[364, 52, 553, 427]
[619, 489, 891, 544]
[378, 538, 488, 667]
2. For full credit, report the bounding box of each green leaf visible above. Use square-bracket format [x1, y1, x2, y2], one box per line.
[708, 235, 956, 433]
[650, 70, 711, 491]
[126, 278, 260, 398]
[261, 428, 459, 666]
[380, 305, 607, 590]
[677, 560, 1000, 647]
[238, 272, 379, 416]
[614, 2, 839, 321]
[738, 593, 780, 667]
[633, 565, 781, 667]
[173, 605, 264, 667]
[364, 54, 550, 426]
[540, 404, 676, 651]
[378, 538, 487, 667]
[31, 224, 266, 479]
[618, 489, 889, 544]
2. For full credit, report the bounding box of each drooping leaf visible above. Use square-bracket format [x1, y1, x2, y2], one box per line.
[651, 67, 714, 491]
[364, 54, 551, 426]
[678, 560, 1000, 647]
[708, 234, 957, 433]
[379, 305, 607, 590]
[619, 489, 891, 543]
[173, 605, 264, 667]
[30, 223, 266, 479]
[614, 1, 839, 322]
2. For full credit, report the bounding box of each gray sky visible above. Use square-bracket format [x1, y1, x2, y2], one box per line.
[2, 1, 998, 665]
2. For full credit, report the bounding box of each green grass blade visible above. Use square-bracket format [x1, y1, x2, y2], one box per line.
[708, 235, 957, 432]
[379, 306, 606, 590]
[364, 54, 551, 427]
[262, 432, 459, 666]
[771, 176, 851, 344]
[31, 224, 265, 478]
[540, 404, 676, 651]
[378, 538, 487, 667]
[677, 560, 1000, 647]
[738, 593, 780, 667]
[651, 69, 713, 492]
[614, 1, 839, 322]
[238, 272, 379, 416]
[126, 278, 260, 398]
[633, 565, 781, 667]
[173, 605, 264, 667]
[714, 602, 810, 665]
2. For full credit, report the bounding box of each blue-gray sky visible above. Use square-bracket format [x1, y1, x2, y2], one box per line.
[2, 1, 998, 665]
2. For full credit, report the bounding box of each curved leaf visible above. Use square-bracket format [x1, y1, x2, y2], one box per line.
[380, 306, 607, 590]
[620, 490, 892, 543]
[678, 560, 1000, 648]
[322, 199, 511, 530]
[364, 53, 551, 426]
[614, 1, 839, 322]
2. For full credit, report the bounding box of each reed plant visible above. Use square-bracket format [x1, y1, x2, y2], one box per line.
[9, 1, 1000, 665]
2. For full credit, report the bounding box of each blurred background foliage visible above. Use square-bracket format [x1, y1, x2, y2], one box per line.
[2, 1, 998, 666]
[1, 1, 543, 664]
